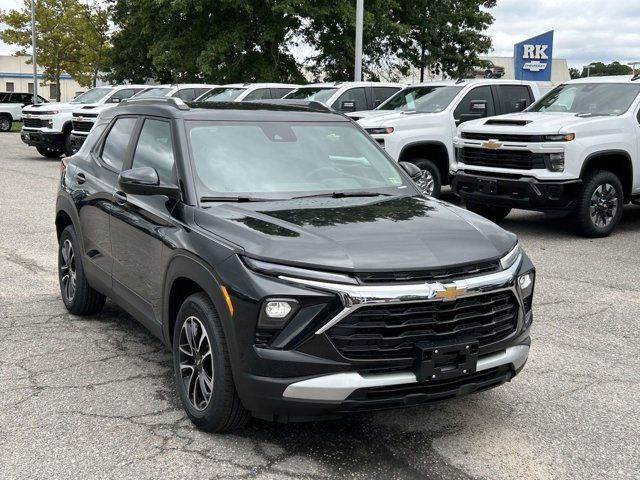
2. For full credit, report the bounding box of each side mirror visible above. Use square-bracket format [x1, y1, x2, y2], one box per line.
[340, 100, 357, 112]
[118, 167, 180, 197]
[399, 162, 423, 181]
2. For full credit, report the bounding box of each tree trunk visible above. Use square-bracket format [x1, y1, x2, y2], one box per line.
[420, 44, 425, 82]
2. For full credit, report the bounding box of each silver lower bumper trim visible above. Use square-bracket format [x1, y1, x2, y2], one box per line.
[282, 345, 529, 401]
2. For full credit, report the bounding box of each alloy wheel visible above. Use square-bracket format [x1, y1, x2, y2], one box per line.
[589, 183, 618, 228]
[178, 316, 214, 411]
[60, 239, 77, 301]
[0, 118, 10, 131]
[415, 169, 435, 196]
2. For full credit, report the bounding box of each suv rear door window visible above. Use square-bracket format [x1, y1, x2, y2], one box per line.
[333, 87, 367, 111]
[131, 119, 175, 184]
[497, 85, 534, 114]
[453, 86, 496, 123]
[101, 117, 137, 171]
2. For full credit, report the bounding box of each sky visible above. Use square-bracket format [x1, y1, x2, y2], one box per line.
[1, 0, 639, 69]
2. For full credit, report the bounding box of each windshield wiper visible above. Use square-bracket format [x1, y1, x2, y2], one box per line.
[292, 191, 394, 200]
[200, 195, 279, 203]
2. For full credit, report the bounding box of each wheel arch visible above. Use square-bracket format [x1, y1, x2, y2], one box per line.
[580, 150, 633, 202]
[163, 253, 228, 348]
[399, 141, 451, 185]
[0, 111, 13, 121]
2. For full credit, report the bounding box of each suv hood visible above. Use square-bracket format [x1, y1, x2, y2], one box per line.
[462, 111, 622, 135]
[195, 195, 516, 272]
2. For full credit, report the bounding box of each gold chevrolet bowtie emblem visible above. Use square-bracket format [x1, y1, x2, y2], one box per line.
[435, 285, 467, 301]
[482, 139, 502, 149]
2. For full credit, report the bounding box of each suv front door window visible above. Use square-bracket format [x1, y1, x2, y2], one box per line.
[101, 117, 138, 171]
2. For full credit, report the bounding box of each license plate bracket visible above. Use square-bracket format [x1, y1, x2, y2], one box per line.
[477, 178, 498, 194]
[415, 340, 479, 382]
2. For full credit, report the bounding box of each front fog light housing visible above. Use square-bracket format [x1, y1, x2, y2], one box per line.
[547, 152, 565, 172]
[258, 299, 299, 330]
[518, 271, 535, 298]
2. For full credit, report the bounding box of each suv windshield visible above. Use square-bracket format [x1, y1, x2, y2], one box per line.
[135, 87, 172, 98]
[188, 121, 408, 197]
[198, 87, 246, 102]
[72, 88, 112, 104]
[284, 88, 338, 104]
[379, 86, 463, 113]
[529, 83, 640, 115]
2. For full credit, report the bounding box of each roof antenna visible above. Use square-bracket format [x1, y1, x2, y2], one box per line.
[628, 61, 640, 81]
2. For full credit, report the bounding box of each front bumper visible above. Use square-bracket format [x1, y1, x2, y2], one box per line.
[452, 170, 581, 212]
[219, 250, 535, 422]
[70, 133, 88, 152]
[21, 129, 64, 149]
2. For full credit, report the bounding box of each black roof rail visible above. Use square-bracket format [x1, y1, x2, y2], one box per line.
[248, 99, 334, 113]
[118, 97, 190, 110]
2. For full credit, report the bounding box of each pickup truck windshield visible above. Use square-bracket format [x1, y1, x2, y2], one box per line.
[529, 83, 640, 115]
[72, 88, 112, 104]
[188, 121, 408, 197]
[283, 88, 338, 104]
[379, 86, 463, 113]
[197, 88, 246, 102]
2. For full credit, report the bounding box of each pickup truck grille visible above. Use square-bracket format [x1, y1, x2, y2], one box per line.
[72, 120, 94, 132]
[23, 118, 43, 128]
[461, 132, 545, 143]
[327, 291, 518, 361]
[459, 147, 546, 170]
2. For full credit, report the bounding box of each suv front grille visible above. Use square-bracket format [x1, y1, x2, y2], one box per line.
[23, 118, 43, 128]
[327, 291, 518, 361]
[459, 147, 546, 170]
[72, 120, 94, 132]
[357, 260, 500, 284]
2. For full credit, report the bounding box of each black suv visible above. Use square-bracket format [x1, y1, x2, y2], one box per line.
[56, 98, 535, 432]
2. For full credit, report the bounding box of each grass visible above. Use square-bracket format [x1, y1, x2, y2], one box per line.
[10, 121, 23, 132]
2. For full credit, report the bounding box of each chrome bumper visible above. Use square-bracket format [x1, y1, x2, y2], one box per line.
[283, 344, 529, 401]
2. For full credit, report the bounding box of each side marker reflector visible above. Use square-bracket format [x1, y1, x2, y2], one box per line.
[220, 285, 234, 316]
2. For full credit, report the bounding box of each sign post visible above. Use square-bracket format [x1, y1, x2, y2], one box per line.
[514, 31, 554, 82]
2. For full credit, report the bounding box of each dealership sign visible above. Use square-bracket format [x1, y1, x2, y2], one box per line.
[514, 30, 554, 81]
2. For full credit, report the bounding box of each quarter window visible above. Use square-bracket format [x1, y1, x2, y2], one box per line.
[101, 117, 137, 171]
[132, 119, 175, 184]
[333, 87, 367, 111]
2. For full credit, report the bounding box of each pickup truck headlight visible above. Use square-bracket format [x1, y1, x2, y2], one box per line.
[546, 152, 565, 172]
[543, 133, 574, 142]
[37, 110, 59, 115]
[365, 127, 394, 135]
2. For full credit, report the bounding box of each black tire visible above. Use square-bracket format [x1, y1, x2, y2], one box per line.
[58, 225, 106, 315]
[172, 292, 250, 432]
[63, 131, 74, 157]
[575, 170, 624, 238]
[37, 146, 64, 158]
[410, 158, 442, 197]
[466, 201, 512, 222]
[0, 114, 12, 132]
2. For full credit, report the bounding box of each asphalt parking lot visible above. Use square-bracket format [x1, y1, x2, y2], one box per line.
[0, 132, 638, 480]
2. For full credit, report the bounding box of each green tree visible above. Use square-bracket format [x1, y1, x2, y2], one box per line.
[569, 67, 581, 79]
[0, 0, 110, 99]
[395, 0, 496, 81]
[581, 61, 632, 77]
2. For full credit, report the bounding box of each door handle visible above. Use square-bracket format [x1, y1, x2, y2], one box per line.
[114, 191, 127, 205]
[74, 172, 86, 184]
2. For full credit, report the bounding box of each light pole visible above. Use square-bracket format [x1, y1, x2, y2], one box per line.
[586, 63, 596, 77]
[30, 0, 38, 103]
[354, 0, 363, 81]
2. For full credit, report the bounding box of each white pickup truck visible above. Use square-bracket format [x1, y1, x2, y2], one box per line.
[355, 79, 542, 196]
[452, 76, 640, 237]
[21, 85, 145, 157]
[0, 92, 48, 132]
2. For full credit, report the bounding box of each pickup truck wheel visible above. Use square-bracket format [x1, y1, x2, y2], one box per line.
[58, 225, 106, 315]
[63, 132, 74, 157]
[37, 147, 64, 158]
[410, 158, 441, 197]
[173, 292, 250, 432]
[465, 201, 512, 222]
[576, 170, 623, 238]
[0, 115, 12, 132]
